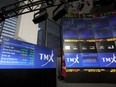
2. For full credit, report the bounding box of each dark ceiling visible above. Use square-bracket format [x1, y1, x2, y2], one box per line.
[0, 0, 18, 8]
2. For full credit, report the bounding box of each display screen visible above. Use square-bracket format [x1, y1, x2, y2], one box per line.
[64, 53, 100, 68]
[62, 15, 116, 71]
[0, 37, 56, 69]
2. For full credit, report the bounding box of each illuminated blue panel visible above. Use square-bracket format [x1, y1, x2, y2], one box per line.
[78, 28, 94, 39]
[81, 53, 100, 67]
[98, 52, 116, 68]
[64, 53, 82, 68]
[0, 37, 56, 69]
[112, 28, 116, 38]
[109, 15, 116, 38]
[62, 15, 116, 69]
[64, 53, 100, 68]
[35, 45, 56, 68]
[62, 15, 116, 39]
[0, 37, 35, 68]
[62, 18, 94, 39]
[94, 28, 113, 39]
[63, 30, 79, 39]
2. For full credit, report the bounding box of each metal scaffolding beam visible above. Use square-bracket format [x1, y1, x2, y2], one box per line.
[0, 0, 45, 21]
[0, 0, 79, 22]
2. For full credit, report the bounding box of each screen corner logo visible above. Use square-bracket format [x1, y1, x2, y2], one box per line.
[102, 54, 116, 67]
[39, 50, 54, 67]
[66, 54, 79, 67]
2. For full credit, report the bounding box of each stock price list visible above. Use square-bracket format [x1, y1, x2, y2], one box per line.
[0, 43, 35, 65]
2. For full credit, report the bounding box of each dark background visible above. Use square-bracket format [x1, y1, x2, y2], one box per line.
[0, 69, 56, 87]
[64, 72, 116, 83]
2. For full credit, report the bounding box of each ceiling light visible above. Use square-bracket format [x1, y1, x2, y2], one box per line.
[32, 11, 48, 24]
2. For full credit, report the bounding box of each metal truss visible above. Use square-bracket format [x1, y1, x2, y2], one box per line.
[0, 0, 79, 22]
[0, 0, 46, 21]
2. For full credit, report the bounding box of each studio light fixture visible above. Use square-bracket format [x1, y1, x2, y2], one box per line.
[32, 9, 48, 24]
[45, 0, 54, 6]
[52, 4, 70, 21]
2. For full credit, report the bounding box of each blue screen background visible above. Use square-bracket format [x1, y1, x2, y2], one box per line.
[0, 37, 56, 69]
[62, 15, 116, 39]
[62, 15, 116, 68]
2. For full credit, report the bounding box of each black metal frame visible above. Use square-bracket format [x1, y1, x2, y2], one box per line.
[0, 0, 46, 21]
[0, 0, 79, 22]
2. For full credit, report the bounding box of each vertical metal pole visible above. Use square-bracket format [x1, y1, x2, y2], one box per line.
[45, 16, 48, 47]
[59, 19, 64, 80]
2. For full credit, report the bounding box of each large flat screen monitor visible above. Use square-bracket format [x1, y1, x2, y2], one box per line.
[62, 15, 116, 72]
[0, 37, 56, 69]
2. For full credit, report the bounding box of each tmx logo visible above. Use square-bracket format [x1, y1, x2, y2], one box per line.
[39, 50, 54, 67]
[102, 54, 116, 66]
[66, 54, 79, 67]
